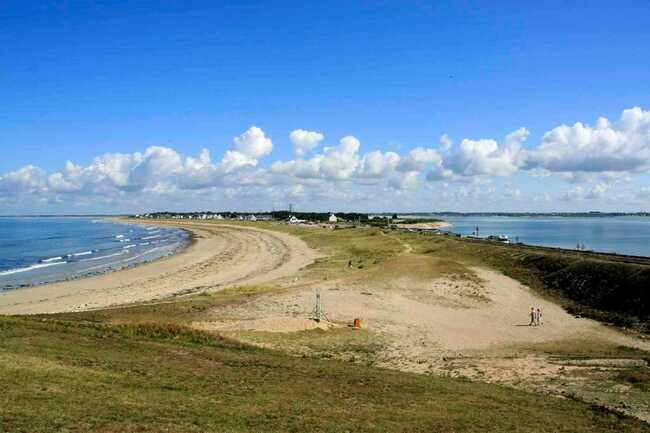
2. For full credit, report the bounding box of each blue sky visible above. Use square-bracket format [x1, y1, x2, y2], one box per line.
[1, 1, 650, 213]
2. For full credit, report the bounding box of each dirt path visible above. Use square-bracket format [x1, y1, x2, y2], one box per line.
[0, 222, 318, 315]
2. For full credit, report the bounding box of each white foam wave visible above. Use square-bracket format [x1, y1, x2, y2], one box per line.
[41, 256, 63, 263]
[115, 234, 125, 239]
[79, 251, 127, 262]
[141, 235, 160, 240]
[121, 247, 163, 263]
[82, 247, 164, 272]
[0, 261, 67, 276]
[68, 250, 93, 257]
[122, 244, 137, 249]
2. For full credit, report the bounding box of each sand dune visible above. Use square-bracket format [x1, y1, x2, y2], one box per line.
[199, 265, 649, 355]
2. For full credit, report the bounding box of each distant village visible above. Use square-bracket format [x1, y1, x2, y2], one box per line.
[131, 211, 650, 257]
[135, 211, 375, 225]
[131, 211, 447, 232]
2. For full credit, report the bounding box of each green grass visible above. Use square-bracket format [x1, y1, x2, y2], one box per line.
[51, 285, 283, 327]
[226, 327, 385, 365]
[616, 369, 650, 392]
[506, 338, 650, 361]
[2, 315, 649, 433]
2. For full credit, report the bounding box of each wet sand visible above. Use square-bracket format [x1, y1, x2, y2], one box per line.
[0, 221, 318, 315]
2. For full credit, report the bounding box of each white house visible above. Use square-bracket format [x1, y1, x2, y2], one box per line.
[288, 215, 305, 224]
[328, 213, 338, 223]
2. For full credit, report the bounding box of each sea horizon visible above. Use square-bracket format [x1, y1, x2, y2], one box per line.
[3, 211, 649, 218]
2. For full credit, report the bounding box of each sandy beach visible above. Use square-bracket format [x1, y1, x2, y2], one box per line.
[0, 221, 318, 315]
[396, 221, 452, 230]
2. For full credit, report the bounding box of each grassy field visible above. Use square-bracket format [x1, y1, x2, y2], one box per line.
[2, 221, 650, 432]
[2, 313, 649, 433]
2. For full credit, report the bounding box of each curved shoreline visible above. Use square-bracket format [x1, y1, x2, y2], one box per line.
[0, 218, 191, 292]
[0, 220, 319, 315]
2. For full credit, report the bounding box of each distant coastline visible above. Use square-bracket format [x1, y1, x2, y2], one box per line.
[406, 212, 650, 218]
[2, 211, 649, 219]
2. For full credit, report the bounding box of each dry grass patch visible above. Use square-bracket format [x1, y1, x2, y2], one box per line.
[224, 327, 384, 365]
[509, 337, 650, 361]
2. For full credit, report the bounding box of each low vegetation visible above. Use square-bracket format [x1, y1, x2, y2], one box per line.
[2, 314, 649, 433]
[617, 369, 650, 393]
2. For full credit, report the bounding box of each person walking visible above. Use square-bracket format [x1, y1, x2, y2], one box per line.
[536, 308, 543, 326]
[529, 307, 536, 326]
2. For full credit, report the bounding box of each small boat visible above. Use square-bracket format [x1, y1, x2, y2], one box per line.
[487, 234, 510, 244]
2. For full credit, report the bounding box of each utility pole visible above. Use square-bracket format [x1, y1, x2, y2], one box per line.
[311, 288, 329, 323]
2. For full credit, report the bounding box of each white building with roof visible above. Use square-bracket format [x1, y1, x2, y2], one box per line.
[288, 215, 305, 224]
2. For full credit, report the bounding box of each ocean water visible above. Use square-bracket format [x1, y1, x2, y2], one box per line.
[0, 217, 188, 290]
[435, 215, 650, 257]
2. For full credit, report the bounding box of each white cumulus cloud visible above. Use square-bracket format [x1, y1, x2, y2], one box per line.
[357, 150, 400, 178]
[439, 133, 453, 152]
[217, 126, 274, 173]
[272, 135, 362, 180]
[0, 165, 47, 193]
[445, 128, 529, 177]
[3, 109, 650, 213]
[525, 107, 650, 174]
[232, 126, 273, 159]
[289, 129, 324, 156]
